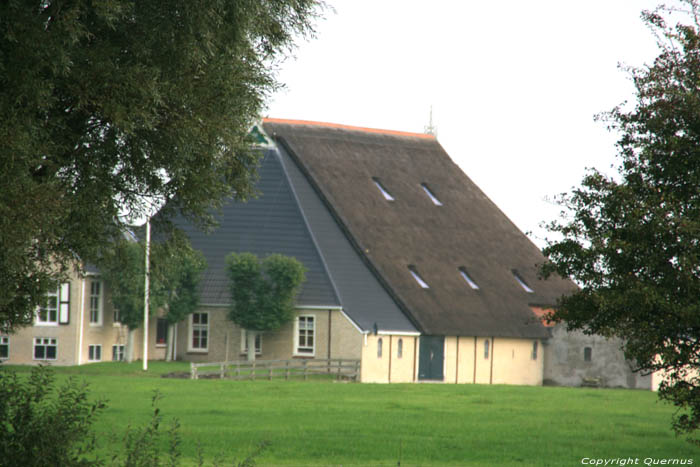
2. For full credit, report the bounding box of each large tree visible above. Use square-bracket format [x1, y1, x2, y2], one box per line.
[226, 252, 306, 361]
[541, 1, 700, 444]
[0, 0, 321, 332]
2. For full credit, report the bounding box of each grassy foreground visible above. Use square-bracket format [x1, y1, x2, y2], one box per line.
[6, 362, 700, 466]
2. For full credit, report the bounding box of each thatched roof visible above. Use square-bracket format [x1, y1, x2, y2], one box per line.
[263, 119, 576, 338]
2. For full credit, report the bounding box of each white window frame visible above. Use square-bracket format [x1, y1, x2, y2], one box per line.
[294, 315, 315, 356]
[0, 336, 8, 360]
[89, 281, 103, 326]
[88, 344, 102, 362]
[189, 312, 209, 352]
[240, 329, 262, 355]
[36, 286, 59, 325]
[33, 337, 57, 361]
[113, 309, 121, 326]
[112, 344, 125, 361]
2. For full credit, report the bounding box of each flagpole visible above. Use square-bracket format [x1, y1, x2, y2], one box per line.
[143, 218, 151, 371]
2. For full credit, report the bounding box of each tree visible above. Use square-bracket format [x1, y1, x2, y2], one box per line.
[541, 1, 700, 444]
[226, 252, 306, 361]
[0, 0, 322, 333]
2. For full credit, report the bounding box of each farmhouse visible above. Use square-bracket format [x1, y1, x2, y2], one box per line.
[1, 118, 651, 388]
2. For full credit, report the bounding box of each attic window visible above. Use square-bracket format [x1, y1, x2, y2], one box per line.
[408, 266, 429, 289]
[512, 270, 534, 293]
[372, 178, 395, 201]
[421, 183, 443, 206]
[458, 267, 479, 290]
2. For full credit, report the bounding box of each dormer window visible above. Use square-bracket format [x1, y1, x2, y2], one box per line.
[458, 267, 479, 290]
[512, 270, 534, 293]
[421, 183, 442, 206]
[372, 178, 394, 201]
[408, 265, 429, 288]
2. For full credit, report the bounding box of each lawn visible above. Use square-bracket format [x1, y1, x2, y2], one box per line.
[5, 362, 700, 466]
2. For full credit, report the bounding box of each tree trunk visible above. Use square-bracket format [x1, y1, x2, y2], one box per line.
[125, 328, 137, 363]
[247, 330, 256, 362]
[165, 323, 175, 362]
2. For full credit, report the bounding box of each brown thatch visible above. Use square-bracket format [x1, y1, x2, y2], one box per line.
[263, 119, 576, 338]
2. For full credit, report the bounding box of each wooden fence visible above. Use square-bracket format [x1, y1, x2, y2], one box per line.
[189, 358, 361, 381]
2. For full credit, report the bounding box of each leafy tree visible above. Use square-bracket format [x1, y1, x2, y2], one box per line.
[0, 0, 322, 333]
[541, 0, 700, 444]
[226, 252, 306, 361]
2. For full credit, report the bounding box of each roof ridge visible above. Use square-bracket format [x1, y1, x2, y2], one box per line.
[263, 117, 436, 140]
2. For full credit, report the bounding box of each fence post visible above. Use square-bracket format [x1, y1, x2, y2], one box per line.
[303, 360, 308, 381]
[268, 361, 273, 380]
[190, 362, 196, 380]
[220, 362, 225, 379]
[285, 360, 290, 380]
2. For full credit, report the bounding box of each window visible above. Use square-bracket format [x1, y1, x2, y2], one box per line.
[190, 312, 209, 351]
[397, 338, 403, 359]
[241, 329, 262, 355]
[112, 345, 125, 361]
[408, 266, 429, 288]
[377, 338, 383, 358]
[421, 183, 443, 206]
[531, 341, 538, 360]
[156, 318, 167, 346]
[114, 309, 121, 324]
[0, 336, 8, 360]
[584, 347, 592, 362]
[295, 315, 315, 355]
[34, 338, 57, 360]
[484, 339, 490, 359]
[458, 267, 479, 290]
[372, 177, 395, 201]
[512, 270, 534, 293]
[37, 283, 70, 325]
[89, 281, 103, 325]
[88, 345, 102, 362]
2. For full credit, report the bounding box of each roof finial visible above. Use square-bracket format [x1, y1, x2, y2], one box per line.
[424, 105, 437, 137]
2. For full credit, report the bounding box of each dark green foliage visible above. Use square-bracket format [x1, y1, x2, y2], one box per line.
[0, 0, 321, 332]
[226, 252, 306, 332]
[0, 366, 106, 466]
[541, 0, 700, 444]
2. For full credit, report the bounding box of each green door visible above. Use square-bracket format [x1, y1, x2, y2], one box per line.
[418, 336, 444, 380]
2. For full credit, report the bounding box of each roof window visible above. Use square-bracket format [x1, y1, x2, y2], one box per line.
[408, 265, 429, 289]
[372, 178, 394, 201]
[421, 183, 443, 206]
[512, 270, 534, 293]
[458, 267, 479, 290]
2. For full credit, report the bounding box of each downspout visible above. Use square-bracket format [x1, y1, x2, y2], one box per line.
[77, 278, 86, 365]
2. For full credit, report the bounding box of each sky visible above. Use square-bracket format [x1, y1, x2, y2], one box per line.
[266, 0, 668, 247]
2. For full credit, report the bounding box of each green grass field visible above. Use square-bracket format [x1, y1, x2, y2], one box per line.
[5, 362, 700, 466]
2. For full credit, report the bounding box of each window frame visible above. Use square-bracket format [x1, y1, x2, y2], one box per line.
[89, 280, 103, 326]
[88, 344, 102, 362]
[584, 346, 592, 362]
[189, 312, 209, 352]
[112, 344, 125, 362]
[0, 336, 8, 360]
[36, 286, 60, 326]
[294, 315, 315, 356]
[156, 318, 168, 347]
[240, 329, 262, 355]
[33, 337, 57, 361]
[531, 341, 538, 360]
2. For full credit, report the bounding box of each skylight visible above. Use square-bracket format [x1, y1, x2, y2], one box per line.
[512, 270, 534, 293]
[421, 183, 443, 206]
[458, 267, 479, 290]
[372, 178, 394, 201]
[408, 266, 429, 288]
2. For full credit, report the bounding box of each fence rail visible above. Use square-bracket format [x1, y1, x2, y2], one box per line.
[189, 358, 360, 381]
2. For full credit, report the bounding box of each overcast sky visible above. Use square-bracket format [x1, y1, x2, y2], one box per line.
[266, 0, 668, 247]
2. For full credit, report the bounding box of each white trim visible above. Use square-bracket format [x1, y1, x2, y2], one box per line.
[188, 312, 209, 353]
[77, 278, 85, 365]
[88, 344, 102, 362]
[88, 280, 104, 326]
[295, 305, 343, 311]
[33, 337, 58, 361]
[0, 336, 9, 360]
[339, 309, 364, 334]
[293, 314, 316, 357]
[377, 330, 421, 336]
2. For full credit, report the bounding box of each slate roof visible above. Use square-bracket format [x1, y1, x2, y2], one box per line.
[169, 149, 341, 308]
[263, 119, 577, 339]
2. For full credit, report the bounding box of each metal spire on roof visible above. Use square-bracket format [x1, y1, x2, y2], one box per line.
[424, 105, 437, 137]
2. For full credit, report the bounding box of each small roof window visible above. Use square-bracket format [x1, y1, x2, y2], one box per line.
[372, 178, 394, 201]
[408, 265, 429, 289]
[421, 183, 443, 206]
[512, 270, 534, 293]
[458, 267, 479, 290]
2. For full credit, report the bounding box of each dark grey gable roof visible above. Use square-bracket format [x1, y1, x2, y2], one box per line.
[277, 143, 417, 333]
[263, 120, 577, 339]
[170, 149, 341, 308]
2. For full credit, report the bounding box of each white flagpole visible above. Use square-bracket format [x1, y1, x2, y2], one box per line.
[143, 219, 151, 371]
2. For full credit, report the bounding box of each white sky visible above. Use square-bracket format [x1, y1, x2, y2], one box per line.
[266, 0, 668, 247]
